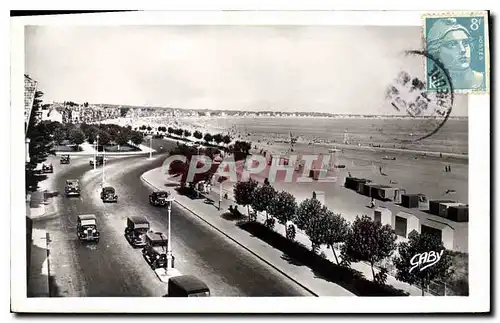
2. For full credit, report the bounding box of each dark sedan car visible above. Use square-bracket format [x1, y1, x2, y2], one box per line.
[42, 163, 53, 173]
[142, 231, 170, 269]
[100, 186, 118, 203]
[149, 191, 170, 206]
[124, 216, 150, 248]
[77, 214, 100, 242]
[60, 155, 70, 164]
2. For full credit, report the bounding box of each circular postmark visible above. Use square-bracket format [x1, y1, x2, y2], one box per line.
[382, 50, 454, 143]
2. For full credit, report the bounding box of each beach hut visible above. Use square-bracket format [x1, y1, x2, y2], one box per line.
[401, 193, 429, 209]
[429, 199, 456, 216]
[420, 220, 454, 250]
[373, 207, 392, 226]
[394, 211, 420, 239]
[438, 202, 467, 219]
[447, 205, 469, 222]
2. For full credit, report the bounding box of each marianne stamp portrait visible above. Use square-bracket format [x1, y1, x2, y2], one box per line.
[423, 12, 489, 93]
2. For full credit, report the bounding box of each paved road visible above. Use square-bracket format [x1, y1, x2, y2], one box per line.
[33, 139, 310, 297]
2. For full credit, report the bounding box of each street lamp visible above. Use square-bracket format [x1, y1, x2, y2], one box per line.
[149, 135, 153, 159]
[25, 138, 30, 163]
[95, 134, 99, 171]
[102, 148, 106, 185]
[166, 193, 175, 271]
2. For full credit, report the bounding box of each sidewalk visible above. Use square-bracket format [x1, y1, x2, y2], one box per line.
[142, 167, 353, 296]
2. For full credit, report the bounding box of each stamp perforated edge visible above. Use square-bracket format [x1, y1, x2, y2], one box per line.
[421, 11, 490, 94]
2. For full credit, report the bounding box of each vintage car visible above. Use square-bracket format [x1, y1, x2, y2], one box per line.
[142, 231, 169, 269]
[42, 163, 54, 173]
[60, 155, 70, 164]
[65, 179, 81, 197]
[89, 155, 107, 166]
[124, 216, 150, 248]
[382, 156, 397, 161]
[77, 214, 100, 242]
[100, 186, 118, 203]
[149, 191, 170, 206]
[164, 275, 210, 297]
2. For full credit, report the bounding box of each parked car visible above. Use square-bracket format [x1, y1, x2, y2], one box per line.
[142, 231, 170, 269]
[42, 163, 53, 173]
[124, 216, 150, 248]
[60, 155, 70, 164]
[100, 186, 118, 203]
[149, 191, 170, 206]
[89, 155, 107, 166]
[382, 156, 396, 160]
[77, 214, 100, 242]
[65, 179, 81, 197]
[163, 275, 210, 297]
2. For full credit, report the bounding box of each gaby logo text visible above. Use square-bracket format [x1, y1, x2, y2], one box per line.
[409, 250, 444, 274]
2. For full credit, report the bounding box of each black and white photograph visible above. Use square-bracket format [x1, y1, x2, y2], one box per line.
[9, 9, 490, 314]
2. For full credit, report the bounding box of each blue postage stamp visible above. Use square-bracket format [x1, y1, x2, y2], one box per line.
[423, 12, 489, 93]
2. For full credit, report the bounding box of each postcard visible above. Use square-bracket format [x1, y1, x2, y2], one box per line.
[10, 10, 490, 314]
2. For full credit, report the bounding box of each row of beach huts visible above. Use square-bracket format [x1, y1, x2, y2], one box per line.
[344, 177, 469, 252]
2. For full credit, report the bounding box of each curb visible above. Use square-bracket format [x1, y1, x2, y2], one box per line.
[140, 173, 318, 297]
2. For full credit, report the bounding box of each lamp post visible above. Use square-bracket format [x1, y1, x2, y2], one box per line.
[95, 134, 99, 171]
[149, 135, 153, 159]
[25, 138, 30, 163]
[219, 181, 222, 211]
[166, 193, 175, 271]
[102, 148, 106, 185]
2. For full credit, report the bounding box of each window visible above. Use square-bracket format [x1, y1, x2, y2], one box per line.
[421, 225, 442, 241]
[395, 216, 408, 238]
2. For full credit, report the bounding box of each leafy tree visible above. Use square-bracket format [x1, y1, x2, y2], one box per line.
[194, 130, 203, 140]
[97, 130, 111, 146]
[130, 131, 144, 146]
[168, 127, 174, 135]
[147, 126, 152, 131]
[233, 179, 258, 219]
[304, 205, 329, 253]
[69, 129, 85, 148]
[251, 183, 277, 224]
[222, 135, 231, 146]
[296, 198, 323, 231]
[53, 128, 66, 145]
[140, 125, 147, 131]
[167, 146, 218, 190]
[342, 215, 397, 282]
[213, 133, 223, 145]
[115, 130, 131, 148]
[204, 133, 213, 143]
[184, 129, 192, 138]
[268, 190, 297, 239]
[394, 231, 453, 296]
[322, 210, 350, 265]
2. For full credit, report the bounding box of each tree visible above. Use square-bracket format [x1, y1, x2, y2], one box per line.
[268, 190, 297, 238]
[194, 130, 203, 140]
[296, 198, 323, 231]
[233, 179, 258, 219]
[25, 92, 57, 192]
[184, 129, 192, 138]
[394, 231, 453, 296]
[115, 130, 131, 148]
[130, 131, 144, 146]
[342, 215, 397, 282]
[204, 133, 213, 143]
[304, 205, 329, 253]
[175, 128, 184, 137]
[322, 210, 350, 265]
[97, 130, 111, 146]
[168, 127, 174, 135]
[222, 135, 231, 146]
[69, 129, 85, 148]
[140, 125, 147, 131]
[53, 128, 66, 145]
[251, 183, 277, 224]
[147, 126, 152, 131]
[213, 133, 223, 145]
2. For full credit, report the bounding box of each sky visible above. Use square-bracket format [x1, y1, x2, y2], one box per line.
[25, 25, 468, 116]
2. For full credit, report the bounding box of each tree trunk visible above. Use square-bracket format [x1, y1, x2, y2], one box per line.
[247, 205, 250, 221]
[421, 279, 425, 296]
[330, 244, 339, 265]
[371, 262, 376, 281]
